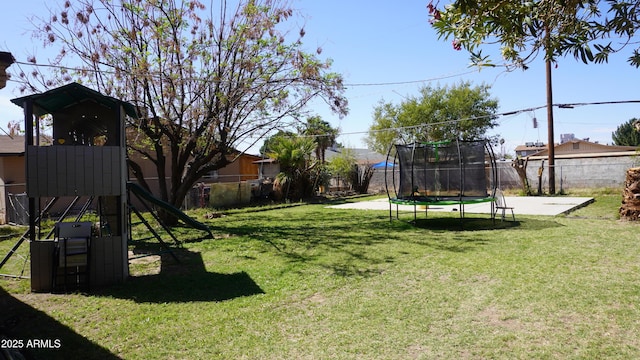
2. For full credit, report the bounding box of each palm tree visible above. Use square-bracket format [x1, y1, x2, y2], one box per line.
[267, 135, 316, 200]
[302, 116, 338, 164]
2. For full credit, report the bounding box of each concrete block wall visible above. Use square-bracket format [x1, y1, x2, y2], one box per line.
[525, 156, 638, 191]
[370, 156, 639, 195]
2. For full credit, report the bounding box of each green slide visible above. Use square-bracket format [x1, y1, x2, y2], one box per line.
[127, 182, 212, 235]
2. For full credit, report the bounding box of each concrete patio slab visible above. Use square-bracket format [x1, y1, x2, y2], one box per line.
[327, 196, 595, 216]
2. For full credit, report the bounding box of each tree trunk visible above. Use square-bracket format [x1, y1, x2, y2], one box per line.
[620, 167, 640, 220]
[512, 157, 533, 195]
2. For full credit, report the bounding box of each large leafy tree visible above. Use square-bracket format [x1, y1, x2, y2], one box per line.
[612, 118, 640, 146]
[428, 0, 640, 195]
[17, 0, 347, 218]
[366, 82, 498, 154]
[428, 0, 640, 69]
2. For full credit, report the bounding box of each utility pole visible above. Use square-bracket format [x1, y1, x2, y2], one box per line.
[544, 26, 556, 195]
[546, 59, 555, 194]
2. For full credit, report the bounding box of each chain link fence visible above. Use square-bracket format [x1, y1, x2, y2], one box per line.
[4, 156, 637, 224]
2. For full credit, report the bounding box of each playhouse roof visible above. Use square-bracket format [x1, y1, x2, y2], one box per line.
[10, 82, 139, 118]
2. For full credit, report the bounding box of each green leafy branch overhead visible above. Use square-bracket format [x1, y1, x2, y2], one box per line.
[428, 0, 640, 69]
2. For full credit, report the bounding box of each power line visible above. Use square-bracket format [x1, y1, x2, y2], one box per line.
[343, 70, 478, 87]
[10, 60, 640, 143]
[337, 99, 640, 138]
[12, 60, 478, 88]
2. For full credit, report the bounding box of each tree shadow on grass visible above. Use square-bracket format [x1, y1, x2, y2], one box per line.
[0, 286, 121, 360]
[196, 208, 567, 278]
[97, 248, 264, 303]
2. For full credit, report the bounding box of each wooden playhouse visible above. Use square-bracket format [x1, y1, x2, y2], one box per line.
[11, 82, 138, 292]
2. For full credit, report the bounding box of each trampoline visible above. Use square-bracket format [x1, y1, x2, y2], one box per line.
[384, 139, 497, 222]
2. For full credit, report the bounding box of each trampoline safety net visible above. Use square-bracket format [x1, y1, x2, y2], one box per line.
[395, 140, 489, 200]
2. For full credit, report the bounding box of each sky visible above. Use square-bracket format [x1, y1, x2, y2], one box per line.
[1, 1, 639, 157]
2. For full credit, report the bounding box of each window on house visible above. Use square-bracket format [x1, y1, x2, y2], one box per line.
[573, 143, 579, 150]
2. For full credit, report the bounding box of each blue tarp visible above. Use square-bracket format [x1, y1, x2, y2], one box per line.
[372, 161, 395, 169]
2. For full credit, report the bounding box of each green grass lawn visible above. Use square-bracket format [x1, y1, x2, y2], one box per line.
[1, 192, 639, 359]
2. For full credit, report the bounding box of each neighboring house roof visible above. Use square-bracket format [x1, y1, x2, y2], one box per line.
[0, 135, 25, 156]
[324, 148, 386, 165]
[227, 151, 262, 161]
[523, 139, 637, 159]
[253, 158, 277, 164]
[514, 144, 547, 154]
